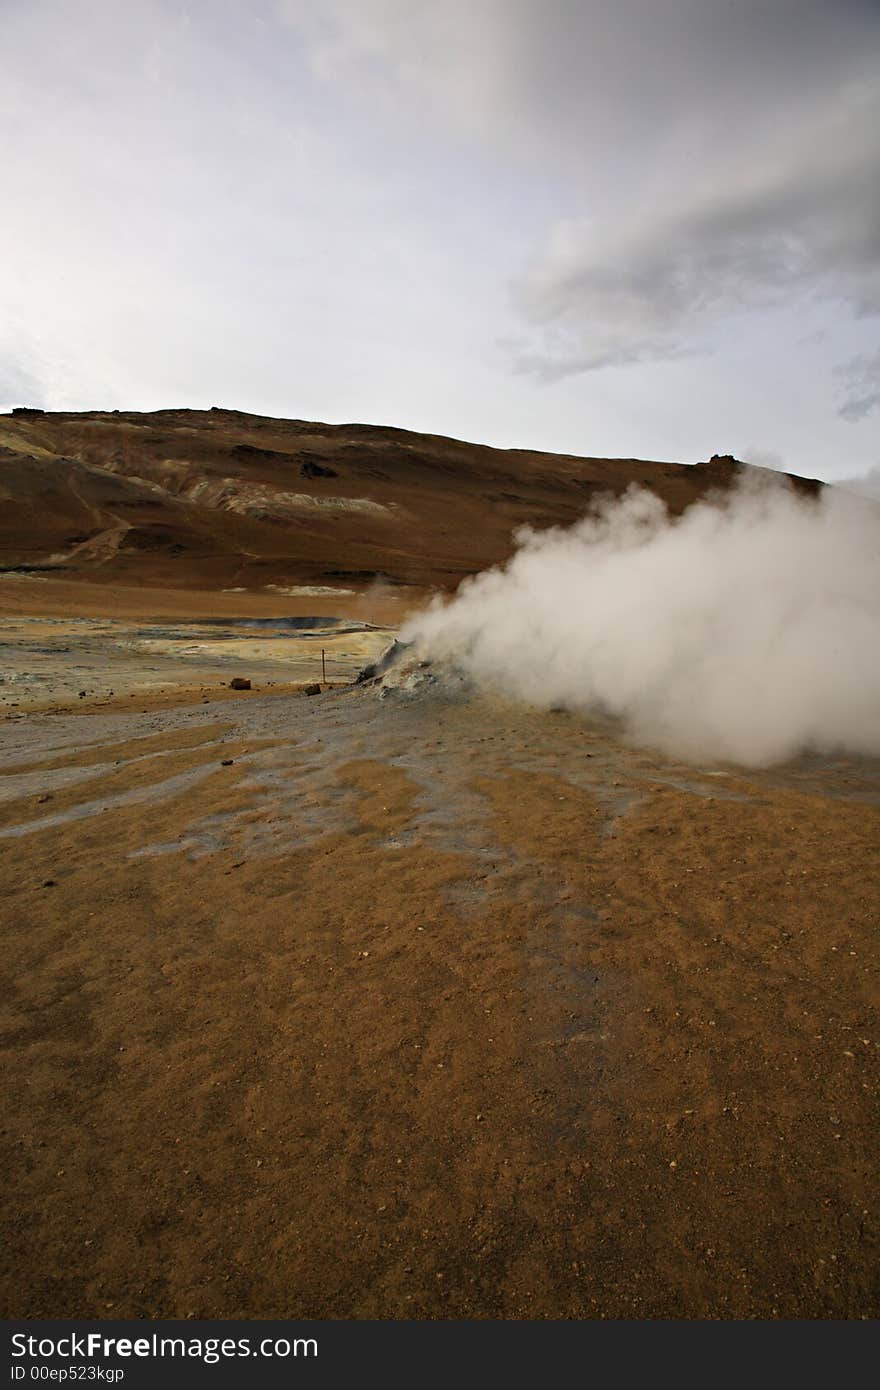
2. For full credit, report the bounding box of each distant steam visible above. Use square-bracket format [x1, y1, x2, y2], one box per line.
[402, 474, 880, 766]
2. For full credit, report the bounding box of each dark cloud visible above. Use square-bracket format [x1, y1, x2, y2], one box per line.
[506, 2, 880, 377]
[515, 112, 880, 376]
[288, 2, 880, 382]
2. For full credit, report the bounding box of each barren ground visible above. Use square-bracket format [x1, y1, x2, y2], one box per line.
[1, 671, 878, 1319]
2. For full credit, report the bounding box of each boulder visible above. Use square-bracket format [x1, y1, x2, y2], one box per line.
[356, 638, 410, 684]
[300, 458, 338, 479]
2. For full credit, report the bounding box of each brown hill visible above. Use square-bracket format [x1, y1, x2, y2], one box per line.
[0, 407, 822, 598]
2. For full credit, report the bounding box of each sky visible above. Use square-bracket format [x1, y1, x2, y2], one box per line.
[2, 0, 879, 485]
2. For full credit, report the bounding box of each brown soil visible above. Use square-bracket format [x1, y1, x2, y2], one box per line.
[1, 682, 877, 1319]
[0, 576, 415, 626]
[3, 682, 338, 720]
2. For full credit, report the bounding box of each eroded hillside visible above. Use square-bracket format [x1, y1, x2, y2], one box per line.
[0, 407, 821, 596]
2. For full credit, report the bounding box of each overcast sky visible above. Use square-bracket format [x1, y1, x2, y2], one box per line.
[2, 0, 879, 483]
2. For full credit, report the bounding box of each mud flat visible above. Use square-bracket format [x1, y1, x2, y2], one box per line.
[1, 676, 878, 1319]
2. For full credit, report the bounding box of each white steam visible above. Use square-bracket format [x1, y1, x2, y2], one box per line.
[403, 474, 880, 766]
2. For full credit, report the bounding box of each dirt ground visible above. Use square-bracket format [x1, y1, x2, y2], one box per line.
[0, 574, 413, 625]
[1, 673, 878, 1319]
[0, 604, 397, 714]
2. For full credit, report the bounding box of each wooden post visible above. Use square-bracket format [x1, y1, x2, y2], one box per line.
[321, 648, 326, 684]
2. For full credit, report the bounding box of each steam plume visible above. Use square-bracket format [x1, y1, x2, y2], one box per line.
[403, 474, 880, 766]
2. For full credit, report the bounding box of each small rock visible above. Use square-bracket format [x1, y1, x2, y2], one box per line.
[42, 879, 56, 888]
[303, 683, 321, 696]
[36, 794, 52, 804]
[229, 677, 251, 690]
[221, 759, 234, 767]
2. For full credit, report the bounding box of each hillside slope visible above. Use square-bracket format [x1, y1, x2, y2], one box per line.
[0, 407, 821, 595]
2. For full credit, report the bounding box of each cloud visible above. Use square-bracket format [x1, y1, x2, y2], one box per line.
[403, 474, 880, 767]
[511, 31, 880, 376]
[279, 0, 521, 137]
[284, 2, 880, 380]
[514, 123, 880, 377]
[0, 354, 46, 413]
[835, 348, 880, 422]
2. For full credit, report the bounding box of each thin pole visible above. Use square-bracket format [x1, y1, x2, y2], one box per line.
[321, 648, 326, 683]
